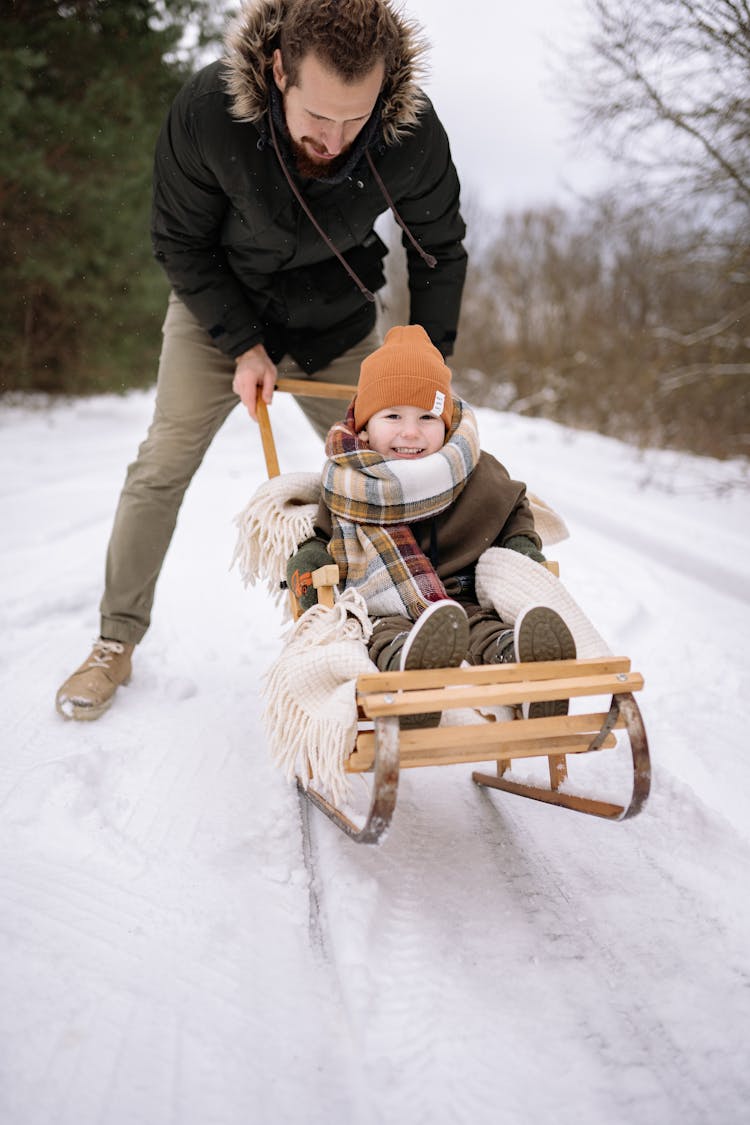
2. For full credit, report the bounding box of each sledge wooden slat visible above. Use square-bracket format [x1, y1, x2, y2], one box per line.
[358, 672, 644, 718]
[346, 711, 624, 772]
[393, 709, 626, 746]
[312, 563, 339, 609]
[403, 733, 617, 771]
[549, 754, 568, 789]
[355, 656, 633, 695]
[312, 563, 340, 588]
[346, 730, 617, 773]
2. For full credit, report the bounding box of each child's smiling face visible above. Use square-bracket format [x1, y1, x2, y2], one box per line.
[361, 405, 446, 460]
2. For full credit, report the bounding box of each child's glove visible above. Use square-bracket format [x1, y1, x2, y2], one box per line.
[286, 537, 333, 611]
[504, 534, 546, 565]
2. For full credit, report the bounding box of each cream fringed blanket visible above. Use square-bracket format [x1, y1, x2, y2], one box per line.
[263, 588, 376, 805]
[233, 473, 610, 801]
[475, 549, 611, 659]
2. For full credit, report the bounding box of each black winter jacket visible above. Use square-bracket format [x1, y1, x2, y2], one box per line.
[151, 2, 467, 373]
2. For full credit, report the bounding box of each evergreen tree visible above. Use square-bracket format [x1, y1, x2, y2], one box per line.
[0, 0, 227, 393]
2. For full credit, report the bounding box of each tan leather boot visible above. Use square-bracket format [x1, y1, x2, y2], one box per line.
[55, 639, 135, 721]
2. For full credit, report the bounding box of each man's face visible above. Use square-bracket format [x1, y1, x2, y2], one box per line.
[273, 49, 384, 178]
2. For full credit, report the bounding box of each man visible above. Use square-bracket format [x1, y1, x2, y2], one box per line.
[55, 0, 467, 720]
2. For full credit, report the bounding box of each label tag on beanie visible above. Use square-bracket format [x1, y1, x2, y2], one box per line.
[431, 391, 445, 417]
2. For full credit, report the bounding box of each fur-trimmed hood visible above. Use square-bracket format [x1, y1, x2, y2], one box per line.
[222, 0, 429, 146]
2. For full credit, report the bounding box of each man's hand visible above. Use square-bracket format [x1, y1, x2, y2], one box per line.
[233, 343, 277, 421]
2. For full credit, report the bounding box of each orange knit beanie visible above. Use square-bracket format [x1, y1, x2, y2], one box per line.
[354, 325, 453, 431]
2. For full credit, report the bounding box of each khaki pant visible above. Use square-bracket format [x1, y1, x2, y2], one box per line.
[100, 293, 381, 644]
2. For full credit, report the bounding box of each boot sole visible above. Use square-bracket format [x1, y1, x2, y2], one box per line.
[400, 601, 470, 728]
[55, 675, 130, 722]
[515, 606, 576, 719]
[56, 696, 115, 721]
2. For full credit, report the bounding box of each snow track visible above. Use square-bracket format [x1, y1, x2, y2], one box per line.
[2, 392, 749, 1124]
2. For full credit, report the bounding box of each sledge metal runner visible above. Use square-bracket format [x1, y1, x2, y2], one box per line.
[257, 382, 651, 844]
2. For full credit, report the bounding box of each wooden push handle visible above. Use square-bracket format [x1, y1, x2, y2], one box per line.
[256, 391, 280, 479]
[274, 377, 355, 400]
[313, 563, 340, 610]
[256, 380, 354, 480]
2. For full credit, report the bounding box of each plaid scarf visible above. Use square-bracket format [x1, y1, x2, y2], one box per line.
[322, 399, 480, 621]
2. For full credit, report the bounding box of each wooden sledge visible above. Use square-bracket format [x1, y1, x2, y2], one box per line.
[257, 381, 651, 844]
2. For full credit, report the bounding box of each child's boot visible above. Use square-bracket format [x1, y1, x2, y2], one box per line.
[382, 600, 469, 728]
[483, 605, 576, 719]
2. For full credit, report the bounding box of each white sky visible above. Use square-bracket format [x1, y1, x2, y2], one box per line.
[400, 0, 612, 214]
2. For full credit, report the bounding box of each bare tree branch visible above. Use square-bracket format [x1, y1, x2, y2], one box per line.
[652, 299, 750, 346]
[569, 0, 750, 214]
[659, 362, 750, 392]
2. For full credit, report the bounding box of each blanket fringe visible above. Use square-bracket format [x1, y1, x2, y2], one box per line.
[262, 589, 375, 803]
[230, 471, 320, 600]
[527, 492, 569, 546]
[264, 685, 358, 805]
[286, 586, 373, 647]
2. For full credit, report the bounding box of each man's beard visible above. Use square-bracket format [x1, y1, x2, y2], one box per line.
[290, 137, 352, 180]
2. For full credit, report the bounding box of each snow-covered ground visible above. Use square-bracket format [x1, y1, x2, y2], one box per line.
[2, 389, 749, 1125]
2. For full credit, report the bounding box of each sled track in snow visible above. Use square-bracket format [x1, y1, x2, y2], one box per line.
[472, 784, 748, 1122]
[303, 760, 750, 1124]
[298, 792, 328, 959]
[563, 499, 750, 605]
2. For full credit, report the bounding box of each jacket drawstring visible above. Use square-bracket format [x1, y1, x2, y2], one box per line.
[365, 150, 437, 269]
[268, 111, 375, 302]
[268, 111, 436, 305]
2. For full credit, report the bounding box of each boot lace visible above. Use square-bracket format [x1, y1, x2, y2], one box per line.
[488, 630, 515, 664]
[86, 639, 126, 669]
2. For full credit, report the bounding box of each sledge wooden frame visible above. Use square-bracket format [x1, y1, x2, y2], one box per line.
[257, 382, 651, 844]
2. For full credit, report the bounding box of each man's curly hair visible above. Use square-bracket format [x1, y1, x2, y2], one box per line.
[279, 0, 401, 85]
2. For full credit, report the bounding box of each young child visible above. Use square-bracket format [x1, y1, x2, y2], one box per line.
[286, 325, 576, 724]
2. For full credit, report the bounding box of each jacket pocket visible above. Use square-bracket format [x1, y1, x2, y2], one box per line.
[314, 231, 388, 302]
